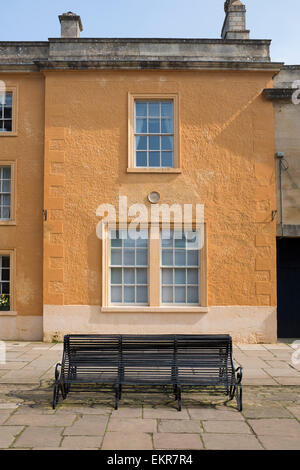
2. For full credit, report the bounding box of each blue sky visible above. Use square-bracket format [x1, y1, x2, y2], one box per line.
[1, 0, 299, 64]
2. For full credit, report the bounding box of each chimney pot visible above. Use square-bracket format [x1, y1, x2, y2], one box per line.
[59, 12, 83, 38]
[222, 0, 249, 40]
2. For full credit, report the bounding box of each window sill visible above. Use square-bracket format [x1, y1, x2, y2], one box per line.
[101, 306, 208, 313]
[0, 311, 17, 316]
[0, 220, 16, 226]
[0, 132, 17, 137]
[127, 168, 181, 174]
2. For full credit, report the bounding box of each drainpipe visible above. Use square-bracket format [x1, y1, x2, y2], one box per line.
[276, 152, 289, 237]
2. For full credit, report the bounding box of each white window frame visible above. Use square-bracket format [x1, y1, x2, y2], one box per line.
[0, 162, 16, 225]
[101, 224, 207, 312]
[127, 93, 180, 174]
[109, 229, 149, 306]
[161, 229, 200, 306]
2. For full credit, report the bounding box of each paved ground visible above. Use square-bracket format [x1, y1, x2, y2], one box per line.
[0, 341, 300, 450]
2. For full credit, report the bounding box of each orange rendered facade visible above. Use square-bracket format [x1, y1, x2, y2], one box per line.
[0, 68, 278, 342]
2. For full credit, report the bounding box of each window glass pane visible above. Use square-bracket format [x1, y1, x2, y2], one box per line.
[136, 102, 147, 116]
[161, 118, 173, 133]
[5, 93, 12, 106]
[162, 268, 173, 285]
[161, 102, 173, 117]
[162, 286, 173, 303]
[1, 283, 9, 294]
[175, 269, 185, 285]
[124, 268, 135, 285]
[136, 118, 147, 133]
[4, 107, 12, 119]
[3, 195, 10, 205]
[187, 250, 199, 266]
[149, 152, 160, 167]
[2, 207, 10, 219]
[2, 167, 11, 179]
[136, 286, 148, 303]
[111, 237, 122, 248]
[2, 180, 11, 193]
[111, 268, 122, 284]
[162, 250, 173, 266]
[175, 234, 186, 248]
[1, 256, 10, 268]
[136, 268, 147, 285]
[136, 152, 147, 167]
[136, 232, 148, 247]
[149, 136, 160, 150]
[124, 237, 135, 247]
[161, 152, 173, 168]
[111, 249, 122, 265]
[111, 286, 122, 303]
[3, 121, 12, 132]
[148, 119, 160, 134]
[187, 269, 198, 285]
[187, 287, 199, 304]
[175, 286, 186, 303]
[148, 102, 160, 117]
[124, 249, 135, 266]
[136, 249, 148, 266]
[124, 287, 135, 303]
[161, 230, 173, 247]
[161, 136, 173, 150]
[135, 136, 147, 150]
[1, 269, 9, 281]
[175, 250, 186, 266]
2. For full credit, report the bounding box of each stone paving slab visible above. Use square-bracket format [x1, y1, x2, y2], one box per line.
[0, 426, 24, 448]
[257, 435, 300, 450]
[13, 426, 63, 448]
[153, 432, 203, 450]
[62, 415, 108, 436]
[202, 433, 263, 450]
[102, 432, 153, 450]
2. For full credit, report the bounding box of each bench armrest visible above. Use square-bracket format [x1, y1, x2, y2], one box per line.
[234, 366, 243, 384]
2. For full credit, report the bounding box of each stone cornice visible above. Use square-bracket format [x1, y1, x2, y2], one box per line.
[34, 59, 283, 72]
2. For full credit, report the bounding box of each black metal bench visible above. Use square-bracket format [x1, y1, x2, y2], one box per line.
[53, 334, 242, 411]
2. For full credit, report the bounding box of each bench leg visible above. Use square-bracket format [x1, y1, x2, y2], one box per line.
[177, 385, 182, 412]
[115, 384, 120, 410]
[173, 385, 178, 400]
[119, 384, 122, 400]
[236, 384, 242, 412]
[52, 383, 60, 409]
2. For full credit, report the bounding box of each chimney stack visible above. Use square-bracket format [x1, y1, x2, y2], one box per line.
[221, 0, 249, 40]
[59, 12, 83, 38]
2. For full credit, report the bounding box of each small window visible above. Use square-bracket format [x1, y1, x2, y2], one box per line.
[0, 92, 13, 133]
[135, 100, 174, 168]
[110, 229, 149, 305]
[0, 255, 10, 311]
[128, 93, 179, 172]
[161, 230, 200, 305]
[0, 166, 11, 220]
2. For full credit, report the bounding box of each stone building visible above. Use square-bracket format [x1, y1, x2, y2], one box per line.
[0, 1, 289, 342]
[264, 67, 300, 338]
